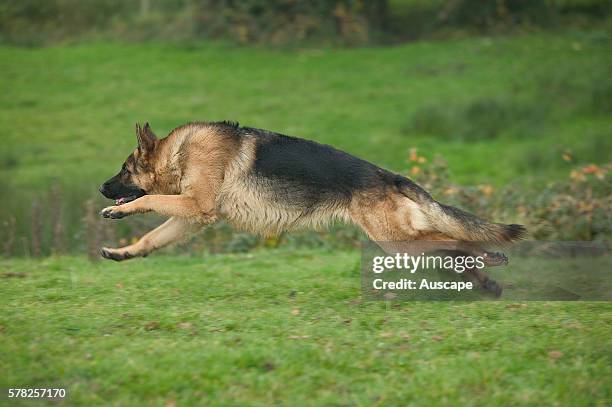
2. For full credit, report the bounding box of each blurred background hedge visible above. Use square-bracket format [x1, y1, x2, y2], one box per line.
[1, 0, 610, 46]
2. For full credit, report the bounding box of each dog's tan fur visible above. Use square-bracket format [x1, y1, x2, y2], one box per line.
[100, 122, 524, 271]
[216, 136, 352, 237]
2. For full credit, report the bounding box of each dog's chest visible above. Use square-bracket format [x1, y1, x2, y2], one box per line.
[216, 175, 291, 235]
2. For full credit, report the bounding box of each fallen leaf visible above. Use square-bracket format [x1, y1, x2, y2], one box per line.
[432, 335, 444, 341]
[548, 350, 563, 360]
[178, 322, 193, 330]
[291, 308, 300, 316]
[115, 282, 124, 289]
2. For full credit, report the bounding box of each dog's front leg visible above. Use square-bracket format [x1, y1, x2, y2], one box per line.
[101, 194, 215, 222]
[100, 216, 202, 261]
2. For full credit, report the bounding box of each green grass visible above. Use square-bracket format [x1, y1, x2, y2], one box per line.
[1, 251, 611, 406]
[1, 28, 610, 405]
[1, 28, 610, 193]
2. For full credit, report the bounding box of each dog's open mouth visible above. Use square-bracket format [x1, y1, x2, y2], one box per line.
[115, 192, 146, 206]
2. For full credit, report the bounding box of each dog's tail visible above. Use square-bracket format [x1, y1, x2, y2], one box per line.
[395, 176, 526, 243]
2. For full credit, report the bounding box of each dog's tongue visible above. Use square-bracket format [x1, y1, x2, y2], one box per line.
[116, 197, 126, 205]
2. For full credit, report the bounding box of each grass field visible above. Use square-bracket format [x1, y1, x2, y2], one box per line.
[1, 250, 611, 406]
[1, 29, 610, 193]
[1, 24, 611, 405]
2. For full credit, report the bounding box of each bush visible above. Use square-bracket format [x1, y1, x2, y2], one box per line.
[0, 0, 385, 46]
[406, 148, 612, 241]
[192, 0, 375, 46]
[1, 0, 610, 46]
[438, 0, 555, 31]
[0, 0, 134, 45]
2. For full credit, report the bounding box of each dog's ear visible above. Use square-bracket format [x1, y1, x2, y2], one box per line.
[135, 122, 157, 156]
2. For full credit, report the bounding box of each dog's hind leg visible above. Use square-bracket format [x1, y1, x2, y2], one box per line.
[350, 193, 504, 297]
[431, 248, 503, 298]
[100, 217, 202, 261]
[349, 192, 423, 242]
[419, 237, 505, 297]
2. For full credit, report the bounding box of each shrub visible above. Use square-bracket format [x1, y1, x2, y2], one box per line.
[0, 0, 384, 46]
[1, 0, 609, 46]
[438, 0, 555, 31]
[406, 148, 612, 241]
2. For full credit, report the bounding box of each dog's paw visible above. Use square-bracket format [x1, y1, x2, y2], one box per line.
[100, 247, 134, 262]
[482, 279, 503, 298]
[483, 251, 509, 267]
[100, 206, 127, 219]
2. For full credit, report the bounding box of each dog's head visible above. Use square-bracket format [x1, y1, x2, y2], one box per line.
[99, 123, 158, 204]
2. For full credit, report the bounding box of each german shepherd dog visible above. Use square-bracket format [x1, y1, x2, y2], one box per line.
[99, 122, 525, 293]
